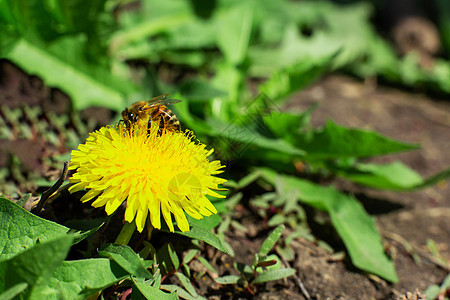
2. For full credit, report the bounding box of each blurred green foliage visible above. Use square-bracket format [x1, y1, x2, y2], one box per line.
[1, 0, 450, 297]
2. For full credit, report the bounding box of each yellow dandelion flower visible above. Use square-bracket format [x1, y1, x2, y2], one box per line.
[68, 123, 227, 233]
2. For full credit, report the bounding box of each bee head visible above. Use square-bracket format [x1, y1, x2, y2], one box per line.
[121, 108, 137, 123]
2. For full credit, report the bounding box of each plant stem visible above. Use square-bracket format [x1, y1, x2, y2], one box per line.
[115, 220, 136, 245]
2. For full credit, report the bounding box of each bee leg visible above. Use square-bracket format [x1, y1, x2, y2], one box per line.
[147, 119, 152, 135]
[157, 117, 165, 136]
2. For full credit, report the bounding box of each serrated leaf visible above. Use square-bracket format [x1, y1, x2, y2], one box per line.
[263, 107, 318, 143]
[99, 244, 152, 279]
[174, 225, 228, 254]
[251, 268, 295, 284]
[297, 121, 419, 159]
[133, 280, 177, 300]
[214, 275, 242, 285]
[209, 121, 306, 159]
[48, 258, 129, 300]
[259, 168, 399, 282]
[259, 225, 285, 257]
[0, 197, 69, 261]
[0, 235, 73, 299]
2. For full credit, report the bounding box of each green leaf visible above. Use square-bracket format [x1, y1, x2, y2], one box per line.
[4, 37, 131, 111]
[0, 0, 112, 43]
[156, 243, 179, 274]
[196, 256, 217, 274]
[424, 284, 440, 300]
[0, 197, 69, 261]
[214, 275, 242, 285]
[267, 214, 286, 227]
[259, 168, 399, 282]
[259, 225, 285, 257]
[340, 162, 423, 190]
[0, 235, 73, 299]
[70, 222, 105, 245]
[263, 106, 318, 143]
[215, 2, 253, 64]
[133, 280, 177, 300]
[183, 250, 198, 265]
[296, 121, 419, 159]
[259, 55, 333, 102]
[209, 121, 306, 160]
[160, 284, 204, 300]
[180, 79, 227, 101]
[111, 11, 193, 54]
[235, 170, 262, 189]
[175, 272, 198, 298]
[0, 283, 28, 300]
[47, 258, 129, 300]
[99, 244, 152, 279]
[338, 162, 450, 191]
[416, 167, 450, 190]
[167, 243, 180, 271]
[174, 225, 228, 254]
[186, 214, 222, 231]
[251, 268, 295, 284]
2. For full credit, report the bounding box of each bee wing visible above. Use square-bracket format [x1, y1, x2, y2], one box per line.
[146, 94, 182, 107]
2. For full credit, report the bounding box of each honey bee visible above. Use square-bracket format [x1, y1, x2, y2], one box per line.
[121, 94, 181, 134]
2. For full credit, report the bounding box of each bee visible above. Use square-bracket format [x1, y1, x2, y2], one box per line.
[121, 94, 181, 134]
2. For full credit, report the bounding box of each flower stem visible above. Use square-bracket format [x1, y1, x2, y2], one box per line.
[115, 221, 136, 245]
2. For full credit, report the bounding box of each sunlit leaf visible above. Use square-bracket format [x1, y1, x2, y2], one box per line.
[0, 235, 73, 299]
[5, 37, 132, 111]
[48, 259, 129, 300]
[259, 168, 399, 282]
[99, 244, 152, 279]
[336, 162, 450, 191]
[0, 197, 69, 261]
[133, 280, 177, 300]
[174, 225, 228, 254]
[296, 121, 419, 159]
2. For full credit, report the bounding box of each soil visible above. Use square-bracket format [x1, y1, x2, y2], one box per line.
[1, 60, 449, 299]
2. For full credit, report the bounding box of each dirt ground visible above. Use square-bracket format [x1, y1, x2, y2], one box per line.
[1, 60, 449, 299]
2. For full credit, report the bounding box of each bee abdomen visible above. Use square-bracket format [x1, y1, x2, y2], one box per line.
[148, 106, 181, 134]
